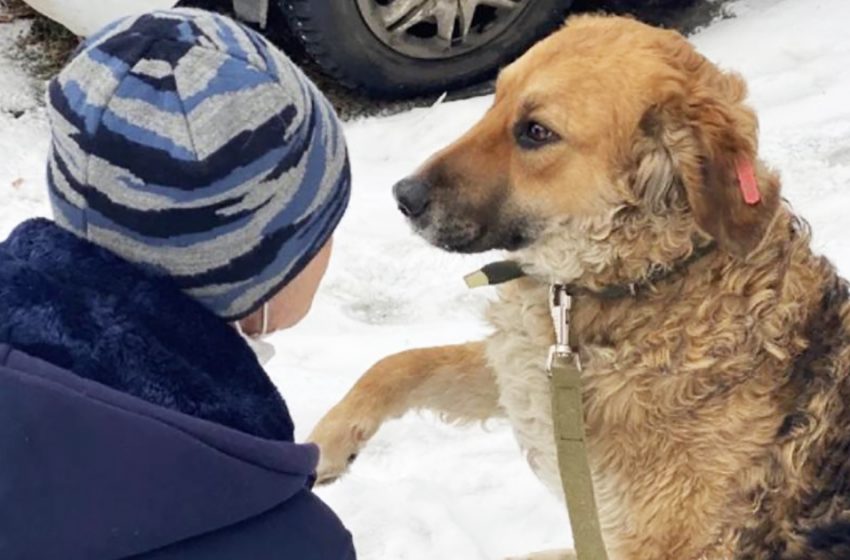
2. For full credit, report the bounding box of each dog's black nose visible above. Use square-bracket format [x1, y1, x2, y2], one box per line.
[393, 177, 431, 219]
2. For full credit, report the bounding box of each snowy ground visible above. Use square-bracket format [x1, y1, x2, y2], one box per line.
[2, 0, 850, 557]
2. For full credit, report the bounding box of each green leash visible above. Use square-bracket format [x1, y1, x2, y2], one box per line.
[464, 264, 610, 560]
[550, 355, 608, 559]
[547, 286, 609, 560]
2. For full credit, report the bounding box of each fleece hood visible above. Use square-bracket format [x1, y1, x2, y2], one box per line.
[0, 219, 321, 560]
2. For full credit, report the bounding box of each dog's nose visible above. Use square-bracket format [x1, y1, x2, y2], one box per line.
[393, 177, 431, 219]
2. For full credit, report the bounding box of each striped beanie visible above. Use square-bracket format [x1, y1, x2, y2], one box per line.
[46, 9, 351, 320]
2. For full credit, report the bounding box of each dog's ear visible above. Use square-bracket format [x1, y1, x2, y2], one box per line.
[631, 105, 685, 215]
[633, 56, 781, 258]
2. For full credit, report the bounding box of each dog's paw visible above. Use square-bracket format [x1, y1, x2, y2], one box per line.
[504, 549, 576, 560]
[308, 405, 378, 485]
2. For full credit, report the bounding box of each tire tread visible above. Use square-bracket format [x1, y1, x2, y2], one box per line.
[279, 0, 573, 97]
[280, 0, 362, 92]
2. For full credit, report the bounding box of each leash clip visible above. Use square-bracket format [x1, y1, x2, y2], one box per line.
[547, 284, 580, 374]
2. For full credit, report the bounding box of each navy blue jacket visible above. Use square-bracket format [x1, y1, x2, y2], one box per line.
[0, 219, 355, 560]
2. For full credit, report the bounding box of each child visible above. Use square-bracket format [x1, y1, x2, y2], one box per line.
[0, 9, 354, 560]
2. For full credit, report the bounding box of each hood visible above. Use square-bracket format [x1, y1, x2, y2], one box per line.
[0, 220, 319, 559]
[0, 218, 293, 440]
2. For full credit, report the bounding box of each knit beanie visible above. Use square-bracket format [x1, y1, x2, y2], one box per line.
[45, 8, 351, 321]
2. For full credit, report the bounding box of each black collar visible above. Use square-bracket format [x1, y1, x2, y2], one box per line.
[465, 241, 718, 301]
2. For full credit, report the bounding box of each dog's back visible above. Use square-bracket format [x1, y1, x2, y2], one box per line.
[738, 268, 850, 559]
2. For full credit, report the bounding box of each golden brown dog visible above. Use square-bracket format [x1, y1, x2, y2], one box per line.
[310, 15, 850, 560]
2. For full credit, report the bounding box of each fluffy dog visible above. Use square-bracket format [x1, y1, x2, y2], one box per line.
[310, 15, 850, 560]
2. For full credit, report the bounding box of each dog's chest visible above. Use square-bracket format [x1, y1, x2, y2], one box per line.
[484, 284, 685, 558]
[484, 283, 624, 504]
[485, 285, 564, 497]
[482, 280, 785, 559]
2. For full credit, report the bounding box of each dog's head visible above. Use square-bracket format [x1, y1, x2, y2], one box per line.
[394, 15, 781, 284]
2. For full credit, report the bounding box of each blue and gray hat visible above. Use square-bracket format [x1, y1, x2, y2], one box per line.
[46, 9, 350, 320]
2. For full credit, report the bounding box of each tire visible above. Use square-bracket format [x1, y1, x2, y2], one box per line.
[279, 0, 574, 98]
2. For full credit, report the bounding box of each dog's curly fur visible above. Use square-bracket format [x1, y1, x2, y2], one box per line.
[309, 15, 850, 559]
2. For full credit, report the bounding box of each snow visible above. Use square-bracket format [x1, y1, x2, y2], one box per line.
[0, 20, 50, 240]
[1, 0, 850, 557]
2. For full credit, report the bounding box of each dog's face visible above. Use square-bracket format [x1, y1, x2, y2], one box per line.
[394, 15, 781, 282]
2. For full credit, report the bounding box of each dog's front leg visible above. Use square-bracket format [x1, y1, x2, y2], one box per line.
[309, 341, 501, 484]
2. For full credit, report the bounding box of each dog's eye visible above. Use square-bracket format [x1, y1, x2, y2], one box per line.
[515, 120, 559, 149]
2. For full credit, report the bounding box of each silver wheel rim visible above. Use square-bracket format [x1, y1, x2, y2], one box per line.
[355, 0, 530, 60]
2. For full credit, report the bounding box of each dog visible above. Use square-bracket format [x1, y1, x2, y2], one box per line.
[309, 15, 850, 560]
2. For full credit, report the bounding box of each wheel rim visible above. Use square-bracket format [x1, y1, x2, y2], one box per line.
[355, 0, 531, 60]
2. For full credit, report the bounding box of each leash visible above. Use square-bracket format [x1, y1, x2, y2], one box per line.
[464, 242, 717, 560]
[465, 265, 609, 559]
[546, 286, 608, 560]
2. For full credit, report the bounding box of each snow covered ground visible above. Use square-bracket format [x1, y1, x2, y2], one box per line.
[2, 0, 850, 557]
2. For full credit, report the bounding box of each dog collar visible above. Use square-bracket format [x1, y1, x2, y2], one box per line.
[463, 261, 526, 288]
[464, 240, 717, 299]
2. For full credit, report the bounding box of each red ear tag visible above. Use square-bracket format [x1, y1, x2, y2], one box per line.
[736, 157, 761, 205]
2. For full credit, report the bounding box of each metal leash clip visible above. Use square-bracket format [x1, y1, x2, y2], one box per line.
[547, 284, 580, 374]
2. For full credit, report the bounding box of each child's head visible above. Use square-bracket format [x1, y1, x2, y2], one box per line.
[45, 9, 350, 323]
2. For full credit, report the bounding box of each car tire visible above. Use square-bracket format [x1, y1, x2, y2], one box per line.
[279, 0, 574, 98]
